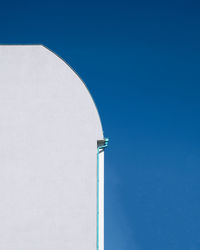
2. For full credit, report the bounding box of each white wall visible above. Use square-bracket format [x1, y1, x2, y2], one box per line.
[0, 45, 104, 250]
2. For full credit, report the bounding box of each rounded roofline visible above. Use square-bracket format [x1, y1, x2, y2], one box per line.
[41, 45, 104, 138]
[0, 44, 104, 137]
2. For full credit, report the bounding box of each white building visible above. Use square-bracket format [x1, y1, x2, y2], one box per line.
[0, 45, 107, 250]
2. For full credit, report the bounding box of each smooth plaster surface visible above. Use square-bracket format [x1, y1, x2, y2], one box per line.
[0, 45, 103, 250]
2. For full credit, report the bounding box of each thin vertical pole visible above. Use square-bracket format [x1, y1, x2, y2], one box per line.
[97, 138, 108, 250]
[97, 147, 100, 250]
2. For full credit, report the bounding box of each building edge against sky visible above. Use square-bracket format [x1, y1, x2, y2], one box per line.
[0, 45, 107, 250]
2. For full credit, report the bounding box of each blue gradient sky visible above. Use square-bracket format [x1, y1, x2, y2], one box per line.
[1, 0, 200, 249]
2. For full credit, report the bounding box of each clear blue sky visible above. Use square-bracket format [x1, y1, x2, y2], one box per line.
[1, 0, 200, 249]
